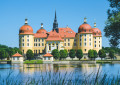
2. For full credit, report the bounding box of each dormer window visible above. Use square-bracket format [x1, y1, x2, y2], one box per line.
[27, 28, 29, 30]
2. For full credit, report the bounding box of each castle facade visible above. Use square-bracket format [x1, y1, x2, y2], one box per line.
[19, 12, 102, 56]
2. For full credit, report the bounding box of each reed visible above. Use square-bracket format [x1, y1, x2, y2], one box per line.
[0, 70, 120, 85]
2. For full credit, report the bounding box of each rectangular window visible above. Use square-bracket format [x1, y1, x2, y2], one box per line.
[27, 39, 29, 42]
[39, 39, 40, 42]
[89, 34, 91, 37]
[95, 41, 96, 43]
[22, 43, 24, 46]
[94, 37, 96, 39]
[84, 34, 86, 37]
[42, 43, 44, 46]
[89, 42, 91, 46]
[64, 43, 66, 46]
[80, 39, 81, 41]
[80, 43, 81, 46]
[42, 39, 44, 42]
[27, 35, 29, 38]
[85, 49, 86, 52]
[36, 43, 37, 46]
[84, 43, 86, 46]
[68, 39, 70, 42]
[22, 39, 24, 42]
[13, 57, 15, 60]
[39, 50, 40, 54]
[84, 38, 86, 41]
[39, 43, 40, 46]
[48, 57, 50, 60]
[74, 43, 76, 46]
[44, 57, 46, 60]
[68, 43, 70, 46]
[89, 38, 91, 41]
[95, 44, 96, 47]
[64, 39, 66, 42]
[27, 43, 29, 46]
[99, 41, 100, 43]
[36, 39, 37, 42]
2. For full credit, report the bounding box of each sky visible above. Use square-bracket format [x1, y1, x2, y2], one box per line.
[0, 0, 111, 47]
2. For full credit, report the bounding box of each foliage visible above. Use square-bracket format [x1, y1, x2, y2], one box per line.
[0, 50, 7, 60]
[24, 60, 43, 64]
[93, 50, 98, 58]
[102, 47, 120, 54]
[88, 49, 94, 60]
[26, 49, 34, 60]
[98, 49, 106, 60]
[59, 50, 67, 60]
[76, 49, 83, 60]
[104, 0, 120, 47]
[69, 49, 75, 60]
[109, 50, 115, 59]
[51, 49, 60, 60]
[0, 44, 22, 58]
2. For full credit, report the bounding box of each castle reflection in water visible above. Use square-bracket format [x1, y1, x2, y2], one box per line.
[11, 64, 101, 75]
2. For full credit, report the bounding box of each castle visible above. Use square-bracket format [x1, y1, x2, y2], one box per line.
[19, 12, 102, 58]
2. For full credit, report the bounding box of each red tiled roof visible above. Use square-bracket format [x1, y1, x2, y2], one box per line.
[78, 24, 93, 34]
[46, 30, 63, 41]
[12, 53, 23, 57]
[34, 33, 47, 38]
[92, 28, 102, 37]
[58, 28, 76, 38]
[43, 53, 53, 57]
[19, 25, 34, 35]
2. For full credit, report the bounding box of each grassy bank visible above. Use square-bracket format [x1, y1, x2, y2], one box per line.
[24, 60, 43, 64]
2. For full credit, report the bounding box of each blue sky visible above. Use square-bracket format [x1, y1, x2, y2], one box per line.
[0, 0, 110, 47]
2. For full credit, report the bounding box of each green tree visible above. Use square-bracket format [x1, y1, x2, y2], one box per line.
[69, 49, 75, 60]
[109, 50, 115, 60]
[51, 49, 60, 60]
[93, 50, 98, 60]
[59, 50, 67, 60]
[26, 49, 34, 60]
[76, 49, 83, 60]
[8, 48, 15, 57]
[14, 47, 22, 54]
[98, 49, 106, 60]
[88, 49, 94, 60]
[0, 50, 7, 60]
[104, 0, 120, 47]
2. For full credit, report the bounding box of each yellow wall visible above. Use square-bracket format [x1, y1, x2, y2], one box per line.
[33, 38, 46, 54]
[93, 36, 102, 53]
[19, 34, 34, 54]
[19, 33, 102, 54]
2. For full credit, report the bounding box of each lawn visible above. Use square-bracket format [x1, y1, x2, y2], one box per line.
[24, 60, 43, 64]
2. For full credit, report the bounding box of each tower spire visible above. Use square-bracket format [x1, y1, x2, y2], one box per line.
[25, 18, 28, 25]
[53, 10, 58, 33]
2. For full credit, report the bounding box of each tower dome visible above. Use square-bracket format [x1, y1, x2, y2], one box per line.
[92, 22, 102, 36]
[78, 18, 92, 33]
[36, 23, 47, 34]
[19, 19, 33, 35]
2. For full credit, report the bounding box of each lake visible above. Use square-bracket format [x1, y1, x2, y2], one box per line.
[0, 63, 120, 85]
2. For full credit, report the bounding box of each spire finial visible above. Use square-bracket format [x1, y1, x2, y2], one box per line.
[41, 23, 43, 29]
[25, 18, 28, 25]
[55, 10, 56, 18]
[94, 19, 96, 27]
[94, 22, 96, 28]
[84, 17, 87, 23]
[66, 25, 69, 28]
